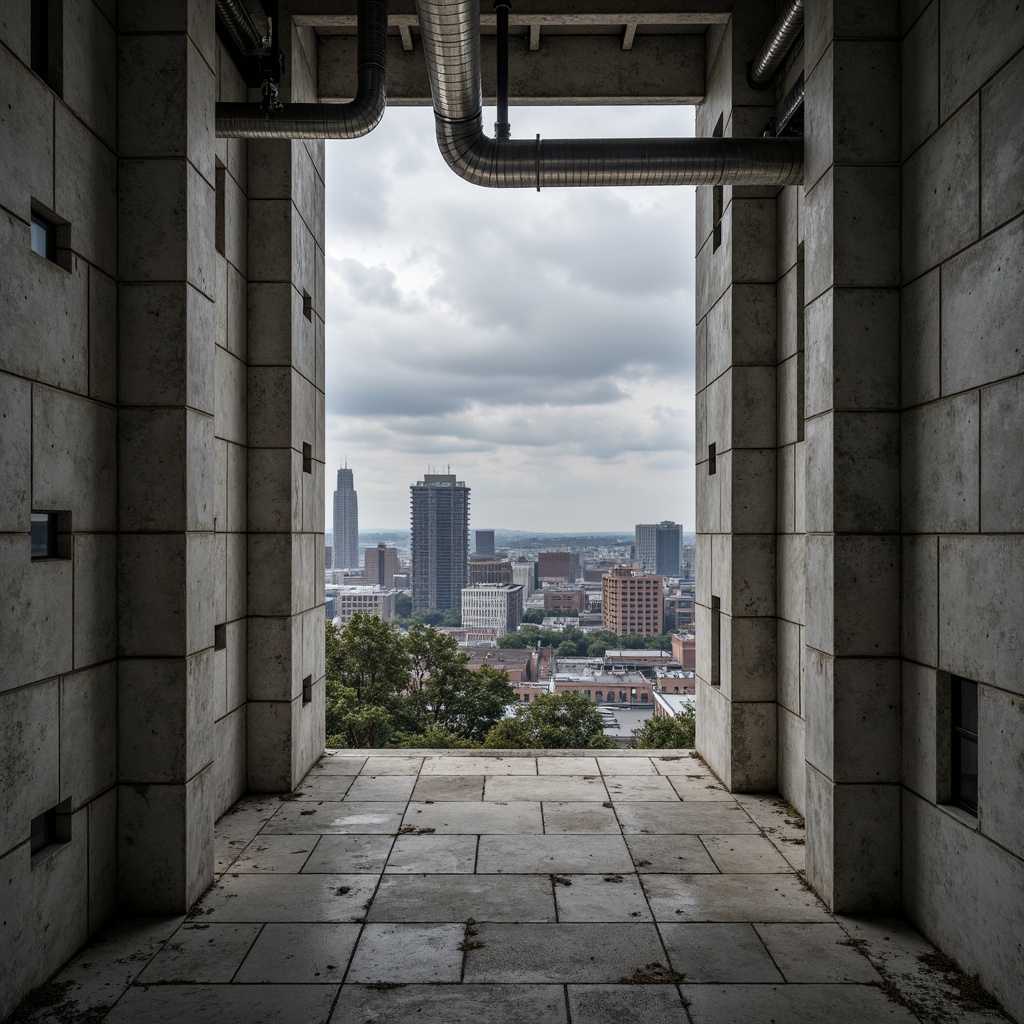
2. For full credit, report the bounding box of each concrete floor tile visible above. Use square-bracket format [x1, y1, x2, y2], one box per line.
[420, 756, 538, 775]
[667, 776, 736, 801]
[485, 775, 608, 802]
[403, 801, 544, 834]
[231, 835, 317, 873]
[537, 756, 600, 775]
[300, 835, 394, 873]
[196, 874, 378, 923]
[642, 874, 832, 923]
[215, 798, 285, 871]
[755, 923, 883, 983]
[701, 835, 793, 873]
[343, 775, 416, 802]
[659, 923, 783, 982]
[331, 984, 568, 1024]
[652, 755, 702, 775]
[368, 873, 556, 922]
[462, 923, 667, 983]
[542, 801, 621, 834]
[625, 836, 719, 873]
[263, 801, 407, 835]
[346, 924, 463, 982]
[568, 984, 690, 1024]
[555, 875, 653, 922]
[734, 794, 807, 870]
[412, 775, 485, 801]
[360, 756, 424, 775]
[476, 835, 633, 874]
[685, 983, 919, 1023]
[385, 834, 477, 873]
[617, 802, 760, 835]
[233, 923, 361, 983]
[598, 757, 658, 775]
[604, 776, 681, 801]
[105, 984, 339, 1023]
[311, 755, 368, 775]
[136, 924, 261, 984]
[293, 775, 355, 799]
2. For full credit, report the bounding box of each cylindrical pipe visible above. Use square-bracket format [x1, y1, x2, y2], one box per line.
[750, 0, 804, 88]
[415, 0, 803, 188]
[493, 0, 511, 140]
[216, 0, 387, 139]
[776, 72, 805, 134]
[216, 0, 266, 56]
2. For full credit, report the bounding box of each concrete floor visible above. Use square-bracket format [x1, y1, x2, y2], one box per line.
[8, 751, 1014, 1024]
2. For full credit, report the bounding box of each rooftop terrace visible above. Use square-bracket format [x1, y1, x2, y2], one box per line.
[9, 752, 1010, 1024]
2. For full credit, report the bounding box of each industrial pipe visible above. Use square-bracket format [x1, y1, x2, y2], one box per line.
[216, 0, 267, 56]
[763, 72, 805, 137]
[414, 0, 803, 188]
[216, 0, 387, 139]
[493, 0, 511, 140]
[749, 0, 804, 88]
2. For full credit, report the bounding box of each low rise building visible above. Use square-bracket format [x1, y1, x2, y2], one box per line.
[538, 550, 581, 582]
[330, 585, 398, 625]
[602, 565, 664, 636]
[464, 647, 540, 682]
[671, 632, 696, 671]
[543, 588, 586, 614]
[461, 583, 523, 638]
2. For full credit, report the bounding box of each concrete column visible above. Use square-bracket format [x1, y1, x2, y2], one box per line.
[245, 17, 326, 791]
[801, 0, 902, 912]
[695, 1, 780, 791]
[115, 0, 218, 911]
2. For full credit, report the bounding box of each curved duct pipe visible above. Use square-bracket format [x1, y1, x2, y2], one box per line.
[216, 0, 267, 56]
[414, 0, 803, 188]
[216, 0, 387, 139]
[749, 0, 804, 88]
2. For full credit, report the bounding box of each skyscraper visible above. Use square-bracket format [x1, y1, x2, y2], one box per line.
[411, 472, 470, 612]
[475, 529, 495, 555]
[332, 465, 359, 569]
[635, 521, 682, 577]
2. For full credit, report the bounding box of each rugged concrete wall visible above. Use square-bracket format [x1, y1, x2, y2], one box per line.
[899, 1, 1024, 1018]
[0, 1, 118, 1016]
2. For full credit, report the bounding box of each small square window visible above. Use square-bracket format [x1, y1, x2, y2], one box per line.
[31, 211, 55, 261]
[30, 799, 71, 865]
[302, 290, 313, 321]
[951, 676, 978, 815]
[31, 512, 58, 559]
[302, 442, 312, 474]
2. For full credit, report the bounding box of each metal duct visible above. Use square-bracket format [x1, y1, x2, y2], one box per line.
[750, 0, 804, 88]
[763, 73, 805, 138]
[216, 0, 387, 139]
[216, 0, 267, 56]
[414, 0, 803, 188]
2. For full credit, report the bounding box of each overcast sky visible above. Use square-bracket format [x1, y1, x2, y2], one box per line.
[324, 104, 697, 533]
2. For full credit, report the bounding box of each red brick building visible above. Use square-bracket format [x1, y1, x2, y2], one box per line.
[543, 589, 586, 614]
[601, 566, 664, 636]
[537, 550, 581, 582]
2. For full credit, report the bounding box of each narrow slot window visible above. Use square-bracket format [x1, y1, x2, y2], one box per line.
[215, 162, 226, 257]
[302, 675, 312, 705]
[711, 595, 721, 687]
[214, 623, 227, 651]
[30, 798, 71, 865]
[30, 0, 62, 94]
[708, 443, 717, 475]
[711, 114, 724, 252]
[30, 512, 58, 559]
[31, 210, 56, 261]
[302, 442, 312, 474]
[951, 676, 978, 815]
[302, 290, 313, 322]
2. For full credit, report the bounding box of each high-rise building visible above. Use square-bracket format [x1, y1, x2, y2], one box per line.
[511, 560, 536, 609]
[474, 529, 495, 555]
[461, 583, 523, 637]
[537, 550, 581, 582]
[468, 558, 513, 585]
[364, 543, 400, 588]
[635, 521, 682, 576]
[602, 565, 664, 637]
[411, 472, 470, 612]
[332, 465, 359, 569]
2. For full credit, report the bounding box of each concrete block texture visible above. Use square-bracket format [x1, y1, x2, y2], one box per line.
[803, 0, 899, 78]
[0, 678, 59, 853]
[980, 374, 1024, 532]
[901, 662, 940, 803]
[938, 535, 1024, 695]
[776, 619, 803, 717]
[901, 535, 938, 668]
[89, 267, 118, 405]
[88, 788, 117, 930]
[901, 391, 979, 533]
[118, 765, 215, 912]
[0, 372, 31, 532]
[729, 701, 777, 791]
[722, 614, 776, 703]
[900, 267, 940, 408]
[979, 686, 1024, 860]
[247, 613, 303, 703]
[60, 664, 116, 809]
[902, 97, 979, 282]
[61, 0, 117, 148]
[696, 678, 730, 788]
[118, 653, 215, 785]
[981, 47, 1024, 233]
[941, 214, 1024, 394]
[902, 0, 938, 159]
[213, 706, 247, 818]
[903, 791, 1024, 1023]
[777, 707, 806, 815]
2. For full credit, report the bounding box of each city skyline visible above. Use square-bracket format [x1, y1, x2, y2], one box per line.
[324, 104, 696, 533]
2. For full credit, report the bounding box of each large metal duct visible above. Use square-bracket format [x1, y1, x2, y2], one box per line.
[750, 0, 804, 88]
[414, 0, 803, 188]
[216, 0, 387, 139]
[216, 0, 267, 56]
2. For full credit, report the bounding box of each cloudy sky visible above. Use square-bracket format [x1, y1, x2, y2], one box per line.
[324, 104, 697, 533]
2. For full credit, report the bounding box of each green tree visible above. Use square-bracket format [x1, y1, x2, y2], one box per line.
[633, 707, 696, 749]
[395, 592, 412, 618]
[498, 632, 532, 649]
[336, 611, 412, 704]
[484, 693, 614, 749]
[555, 640, 578, 657]
[427, 664, 515, 742]
[522, 609, 546, 624]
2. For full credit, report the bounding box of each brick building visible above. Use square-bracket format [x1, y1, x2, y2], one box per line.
[601, 566, 664, 636]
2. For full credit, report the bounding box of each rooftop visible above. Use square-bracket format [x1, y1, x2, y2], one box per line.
[14, 751, 1009, 1024]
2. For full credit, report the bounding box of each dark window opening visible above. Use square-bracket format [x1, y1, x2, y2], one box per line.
[30, 0, 62, 94]
[302, 442, 312, 474]
[711, 114, 724, 252]
[214, 623, 227, 651]
[31, 799, 71, 864]
[31, 512, 58, 559]
[31, 210, 56, 262]
[708, 442, 717, 475]
[30, 807, 57, 855]
[711, 595, 721, 687]
[302, 675, 312, 705]
[302, 290, 313, 321]
[951, 676, 978, 815]
[215, 162, 226, 257]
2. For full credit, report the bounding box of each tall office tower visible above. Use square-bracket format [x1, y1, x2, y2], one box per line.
[475, 529, 495, 555]
[635, 521, 683, 576]
[332, 465, 359, 569]
[511, 561, 536, 609]
[364, 542, 400, 588]
[411, 472, 470, 612]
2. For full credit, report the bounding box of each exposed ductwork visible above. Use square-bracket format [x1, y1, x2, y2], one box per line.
[215, 0, 387, 139]
[763, 72, 805, 138]
[414, 0, 803, 188]
[749, 0, 804, 89]
[216, 0, 268, 56]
